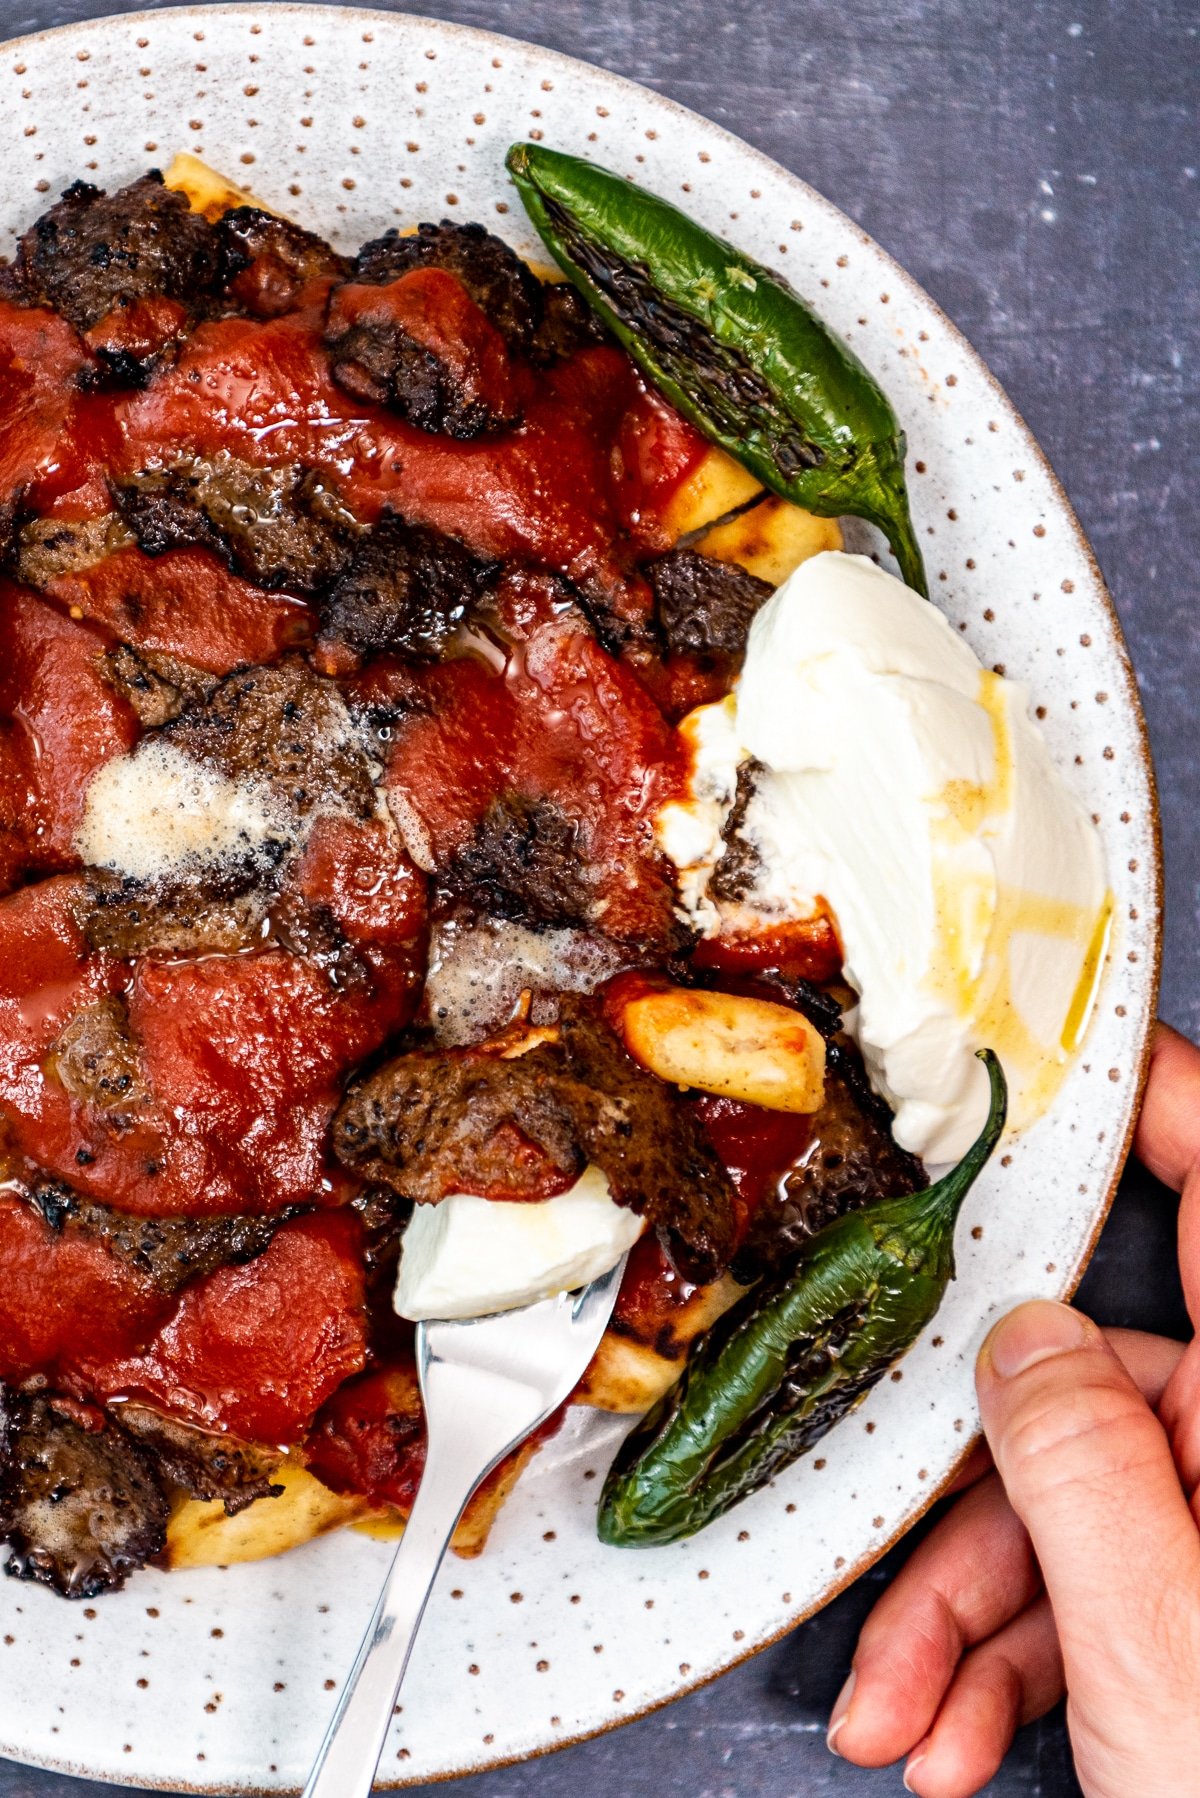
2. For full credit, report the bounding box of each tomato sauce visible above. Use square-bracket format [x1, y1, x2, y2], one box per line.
[0, 583, 140, 885]
[83, 1213, 368, 1443]
[41, 545, 312, 673]
[0, 220, 829, 1481]
[385, 583, 688, 946]
[0, 299, 101, 514]
[0, 1193, 171, 1383]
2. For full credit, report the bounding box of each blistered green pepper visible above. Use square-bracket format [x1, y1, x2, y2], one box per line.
[598, 1051, 1006, 1547]
[506, 142, 927, 595]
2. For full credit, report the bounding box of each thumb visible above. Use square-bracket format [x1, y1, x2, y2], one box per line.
[977, 1301, 1200, 1795]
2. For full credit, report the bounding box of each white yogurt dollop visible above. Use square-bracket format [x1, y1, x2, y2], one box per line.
[664, 551, 1110, 1163]
[394, 1166, 644, 1321]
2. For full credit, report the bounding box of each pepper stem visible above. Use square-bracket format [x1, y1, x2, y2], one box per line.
[868, 1050, 1008, 1269]
[860, 489, 928, 598]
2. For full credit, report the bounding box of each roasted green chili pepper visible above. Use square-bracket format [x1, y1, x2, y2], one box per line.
[506, 142, 927, 596]
[598, 1050, 1006, 1546]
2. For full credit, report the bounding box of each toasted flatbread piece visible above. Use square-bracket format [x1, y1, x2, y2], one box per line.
[576, 1272, 746, 1415]
[162, 151, 278, 222]
[698, 493, 842, 586]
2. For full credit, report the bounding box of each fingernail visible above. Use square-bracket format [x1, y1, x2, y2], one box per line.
[903, 1747, 928, 1793]
[985, 1300, 1091, 1380]
[825, 1668, 855, 1755]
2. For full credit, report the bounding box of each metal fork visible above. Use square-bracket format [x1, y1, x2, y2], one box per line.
[300, 1254, 628, 1798]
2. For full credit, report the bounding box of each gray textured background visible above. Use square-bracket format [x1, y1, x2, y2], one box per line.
[0, 1, 1195, 1794]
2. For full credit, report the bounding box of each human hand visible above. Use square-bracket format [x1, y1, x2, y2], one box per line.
[825, 1023, 1200, 1797]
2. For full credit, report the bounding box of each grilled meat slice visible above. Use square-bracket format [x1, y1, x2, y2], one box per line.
[113, 451, 355, 594]
[319, 515, 495, 661]
[0, 1389, 169, 1598]
[351, 220, 543, 355]
[79, 865, 271, 959]
[113, 1404, 283, 1515]
[333, 997, 738, 1282]
[325, 221, 535, 436]
[333, 1049, 584, 1204]
[732, 1042, 928, 1281]
[14, 515, 135, 589]
[529, 281, 609, 364]
[217, 205, 349, 317]
[551, 997, 738, 1282]
[324, 282, 522, 438]
[27, 1180, 296, 1298]
[47, 995, 152, 1133]
[439, 794, 596, 932]
[76, 663, 378, 958]
[12, 173, 221, 379]
[102, 642, 216, 727]
[164, 660, 377, 820]
[646, 548, 774, 657]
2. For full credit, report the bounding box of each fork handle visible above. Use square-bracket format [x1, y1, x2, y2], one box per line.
[300, 1435, 485, 1798]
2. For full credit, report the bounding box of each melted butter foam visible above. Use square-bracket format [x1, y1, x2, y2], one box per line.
[424, 916, 629, 1046]
[76, 739, 289, 881]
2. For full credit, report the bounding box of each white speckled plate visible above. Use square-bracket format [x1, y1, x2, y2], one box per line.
[0, 5, 1160, 1790]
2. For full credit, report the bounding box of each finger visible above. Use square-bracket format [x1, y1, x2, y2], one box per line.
[1133, 1022, 1200, 1193]
[977, 1301, 1200, 1769]
[1157, 1336, 1200, 1508]
[941, 1328, 1181, 1501]
[828, 1327, 1185, 1770]
[827, 1471, 1039, 1767]
[945, 1438, 991, 1494]
[903, 1595, 1064, 1798]
[1104, 1325, 1186, 1406]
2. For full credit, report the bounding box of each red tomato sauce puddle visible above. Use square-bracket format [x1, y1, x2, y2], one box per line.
[0, 244, 833, 1500]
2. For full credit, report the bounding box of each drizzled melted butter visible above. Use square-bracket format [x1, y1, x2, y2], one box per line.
[929, 668, 1112, 1136]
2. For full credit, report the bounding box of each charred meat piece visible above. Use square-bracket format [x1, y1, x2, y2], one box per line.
[216, 205, 349, 317]
[27, 1180, 297, 1298]
[113, 451, 355, 594]
[551, 997, 738, 1282]
[113, 1404, 283, 1515]
[102, 642, 216, 728]
[333, 997, 738, 1282]
[76, 664, 377, 959]
[266, 889, 369, 990]
[439, 794, 596, 932]
[14, 514, 134, 589]
[12, 173, 221, 379]
[326, 220, 538, 437]
[79, 864, 271, 959]
[351, 220, 543, 355]
[645, 548, 774, 658]
[333, 1049, 584, 1204]
[570, 571, 659, 655]
[708, 759, 765, 904]
[164, 661, 377, 820]
[47, 995, 152, 1133]
[0, 1389, 168, 1598]
[325, 270, 523, 438]
[529, 281, 610, 364]
[732, 1045, 928, 1281]
[319, 515, 496, 661]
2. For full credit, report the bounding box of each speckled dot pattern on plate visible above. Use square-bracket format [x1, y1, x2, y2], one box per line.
[0, 6, 1160, 1791]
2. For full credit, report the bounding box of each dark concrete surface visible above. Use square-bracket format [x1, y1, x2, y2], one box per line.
[0, 1, 1195, 1794]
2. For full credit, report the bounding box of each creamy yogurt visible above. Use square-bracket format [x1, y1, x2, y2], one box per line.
[662, 551, 1110, 1163]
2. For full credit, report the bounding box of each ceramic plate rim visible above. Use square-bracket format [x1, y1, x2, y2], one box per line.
[0, 5, 1162, 1790]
